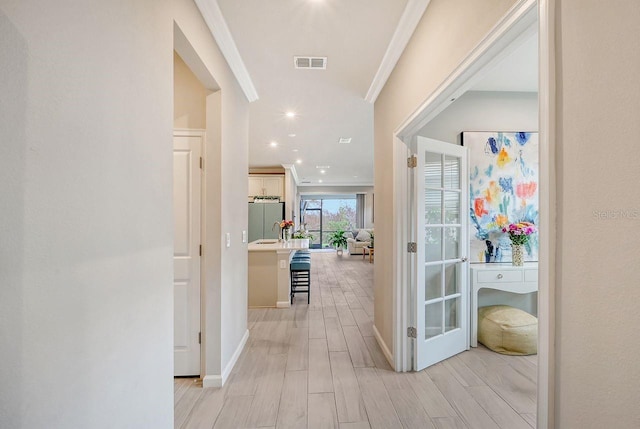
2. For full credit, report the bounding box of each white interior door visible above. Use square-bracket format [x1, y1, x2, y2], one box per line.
[414, 137, 468, 370]
[174, 131, 202, 376]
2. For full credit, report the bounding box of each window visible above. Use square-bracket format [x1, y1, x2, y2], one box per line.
[301, 196, 357, 248]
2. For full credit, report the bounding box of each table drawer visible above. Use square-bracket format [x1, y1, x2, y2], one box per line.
[476, 270, 523, 283]
[525, 269, 538, 283]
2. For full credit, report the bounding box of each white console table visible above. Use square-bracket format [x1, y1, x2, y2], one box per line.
[470, 263, 538, 347]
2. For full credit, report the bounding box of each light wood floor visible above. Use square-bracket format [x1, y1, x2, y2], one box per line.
[175, 252, 537, 429]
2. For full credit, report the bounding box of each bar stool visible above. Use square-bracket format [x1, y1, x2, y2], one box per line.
[290, 259, 311, 304]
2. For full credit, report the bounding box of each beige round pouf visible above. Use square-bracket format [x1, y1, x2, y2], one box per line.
[478, 305, 538, 355]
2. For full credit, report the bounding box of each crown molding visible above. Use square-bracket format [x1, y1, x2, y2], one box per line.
[194, 0, 259, 102]
[281, 164, 299, 185]
[365, 0, 431, 104]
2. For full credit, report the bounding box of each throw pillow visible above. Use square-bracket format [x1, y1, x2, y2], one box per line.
[355, 229, 371, 242]
[343, 232, 354, 240]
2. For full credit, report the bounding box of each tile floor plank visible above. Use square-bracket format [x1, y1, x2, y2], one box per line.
[309, 339, 334, 394]
[342, 325, 375, 368]
[286, 326, 309, 371]
[181, 386, 226, 429]
[276, 370, 308, 429]
[330, 351, 368, 424]
[432, 416, 468, 429]
[354, 367, 402, 429]
[377, 370, 435, 429]
[308, 393, 339, 429]
[426, 363, 499, 429]
[325, 315, 348, 352]
[309, 309, 327, 339]
[245, 354, 287, 428]
[363, 336, 392, 371]
[212, 395, 253, 429]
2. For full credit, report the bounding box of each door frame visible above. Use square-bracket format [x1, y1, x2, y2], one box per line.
[173, 128, 206, 377]
[390, 0, 555, 427]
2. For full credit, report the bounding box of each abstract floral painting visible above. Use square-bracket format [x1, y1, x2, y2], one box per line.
[462, 131, 539, 263]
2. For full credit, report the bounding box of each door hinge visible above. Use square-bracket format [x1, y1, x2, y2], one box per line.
[199, 245, 202, 256]
[407, 242, 417, 253]
[407, 327, 417, 338]
[198, 332, 201, 344]
[199, 157, 204, 170]
[407, 155, 417, 168]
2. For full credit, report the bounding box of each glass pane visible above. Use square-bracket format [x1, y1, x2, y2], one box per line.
[444, 227, 460, 260]
[424, 152, 442, 188]
[322, 199, 356, 232]
[444, 298, 459, 332]
[425, 301, 443, 339]
[305, 199, 321, 209]
[425, 190, 442, 224]
[307, 231, 321, 248]
[444, 191, 460, 224]
[305, 210, 320, 231]
[444, 155, 460, 190]
[444, 263, 458, 296]
[425, 227, 442, 261]
[425, 265, 442, 301]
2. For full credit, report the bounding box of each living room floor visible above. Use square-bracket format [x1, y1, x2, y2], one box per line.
[175, 252, 537, 429]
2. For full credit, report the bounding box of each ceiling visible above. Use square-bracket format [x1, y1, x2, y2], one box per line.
[217, 0, 409, 186]
[471, 31, 538, 92]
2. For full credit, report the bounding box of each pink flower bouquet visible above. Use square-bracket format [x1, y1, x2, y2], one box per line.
[501, 221, 536, 245]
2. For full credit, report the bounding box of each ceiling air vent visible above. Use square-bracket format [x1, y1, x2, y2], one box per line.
[338, 138, 352, 144]
[294, 56, 327, 70]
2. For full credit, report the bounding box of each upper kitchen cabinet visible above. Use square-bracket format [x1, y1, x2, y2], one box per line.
[249, 175, 284, 200]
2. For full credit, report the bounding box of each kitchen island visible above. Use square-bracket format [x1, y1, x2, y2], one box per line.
[248, 238, 310, 308]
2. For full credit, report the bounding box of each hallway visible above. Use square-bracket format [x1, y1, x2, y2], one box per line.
[175, 252, 537, 429]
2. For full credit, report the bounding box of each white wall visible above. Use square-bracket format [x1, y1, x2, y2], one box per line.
[0, 1, 174, 428]
[554, 1, 640, 426]
[418, 90, 538, 143]
[373, 0, 518, 353]
[0, 0, 251, 426]
[174, 51, 209, 129]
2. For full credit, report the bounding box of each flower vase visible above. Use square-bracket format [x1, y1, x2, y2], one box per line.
[283, 228, 291, 242]
[511, 244, 524, 266]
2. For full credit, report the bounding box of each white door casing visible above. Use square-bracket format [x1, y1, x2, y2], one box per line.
[174, 131, 203, 376]
[414, 137, 469, 370]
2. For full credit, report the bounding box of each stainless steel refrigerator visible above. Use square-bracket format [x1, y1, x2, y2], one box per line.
[248, 202, 285, 243]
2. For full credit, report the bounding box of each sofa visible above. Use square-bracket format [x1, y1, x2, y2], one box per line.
[344, 229, 373, 255]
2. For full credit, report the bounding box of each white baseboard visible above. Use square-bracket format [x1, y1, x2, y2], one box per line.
[202, 329, 250, 388]
[276, 301, 291, 308]
[202, 374, 222, 388]
[373, 324, 394, 369]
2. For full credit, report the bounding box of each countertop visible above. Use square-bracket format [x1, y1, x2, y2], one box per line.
[248, 238, 310, 253]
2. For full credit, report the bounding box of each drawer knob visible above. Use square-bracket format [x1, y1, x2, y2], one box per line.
[497, 274, 503, 279]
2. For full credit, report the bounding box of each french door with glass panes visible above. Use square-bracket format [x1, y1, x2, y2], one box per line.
[414, 137, 469, 370]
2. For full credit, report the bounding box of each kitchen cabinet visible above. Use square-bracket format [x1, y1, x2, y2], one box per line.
[249, 175, 284, 200]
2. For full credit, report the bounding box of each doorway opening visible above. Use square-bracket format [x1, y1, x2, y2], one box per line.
[391, 0, 554, 425]
[173, 21, 222, 381]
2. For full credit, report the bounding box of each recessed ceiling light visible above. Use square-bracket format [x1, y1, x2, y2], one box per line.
[286, 111, 296, 118]
[269, 141, 278, 147]
[315, 165, 330, 169]
[318, 179, 323, 183]
[292, 149, 299, 152]
[296, 159, 302, 164]
[288, 133, 296, 137]
[353, 175, 359, 178]
[320, 170, 326, 174]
